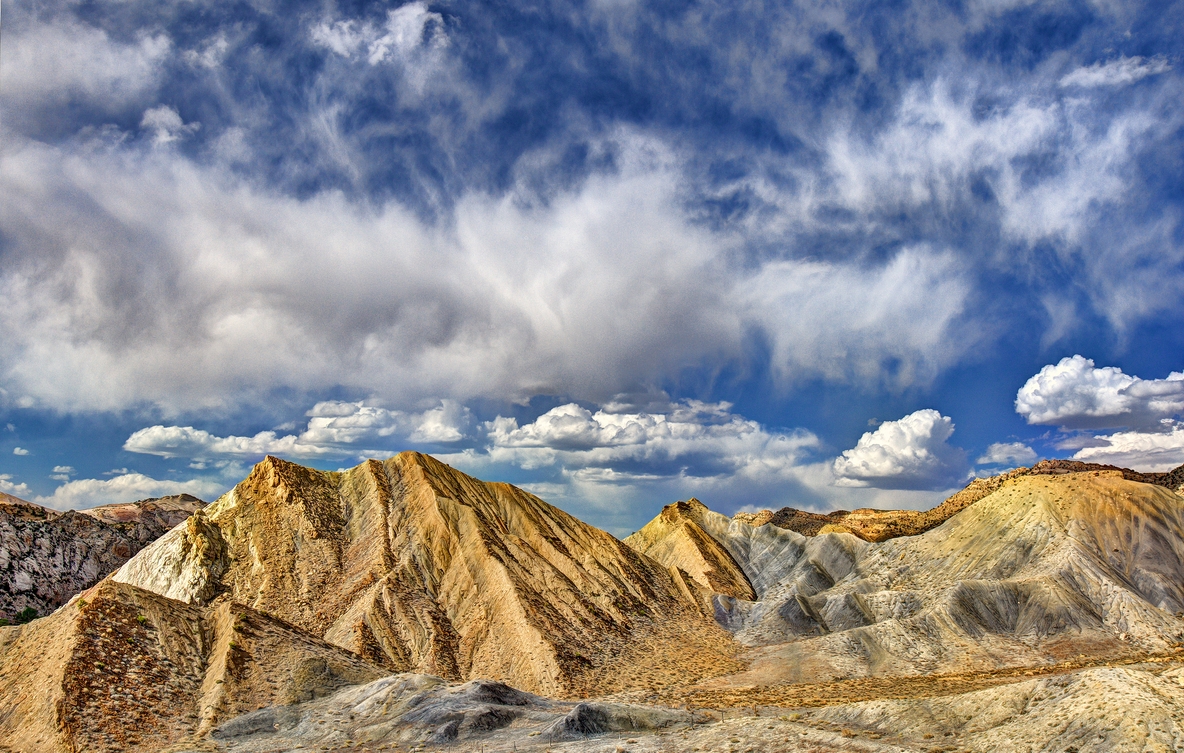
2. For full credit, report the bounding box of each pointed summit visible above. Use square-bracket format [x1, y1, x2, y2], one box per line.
[115, 452, 739, 696]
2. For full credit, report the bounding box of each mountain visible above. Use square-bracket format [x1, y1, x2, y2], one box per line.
[4, 454, 1183, 752]
[630, 468, 1184, 686]
[112, 452, 739, 697]
[0, 494, 204, 621]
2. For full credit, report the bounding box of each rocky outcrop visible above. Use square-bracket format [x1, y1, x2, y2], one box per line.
[0, 494, 204, 620]
[114, 452, 738, 697]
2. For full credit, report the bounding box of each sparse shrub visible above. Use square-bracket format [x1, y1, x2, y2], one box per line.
[14, 607, 38, 624]
[0, 619, 9, 627]
[136, 615, 148, 624]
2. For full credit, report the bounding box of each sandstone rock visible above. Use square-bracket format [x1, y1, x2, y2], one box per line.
[0, 579, 383, 753]
[114, 452, 736, 696]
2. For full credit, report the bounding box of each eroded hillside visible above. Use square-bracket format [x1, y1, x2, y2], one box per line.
[631, 470, 1184, 687]
[113, 452, 740, 697]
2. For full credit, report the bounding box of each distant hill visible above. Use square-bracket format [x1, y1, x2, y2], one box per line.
[0, 493, 204, 621]
[733, 459, 1184, 542]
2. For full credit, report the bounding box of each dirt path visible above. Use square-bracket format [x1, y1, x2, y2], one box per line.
[649, 649, 1184, 710]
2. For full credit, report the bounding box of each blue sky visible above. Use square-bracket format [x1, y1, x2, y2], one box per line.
[2, 0, 1183, 534]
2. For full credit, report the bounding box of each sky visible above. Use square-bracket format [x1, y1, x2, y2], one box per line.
[2, 0, 1183, 535]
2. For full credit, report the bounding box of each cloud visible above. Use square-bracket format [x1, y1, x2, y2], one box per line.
[50, 464, 75, 482]
[410, 400, 472, 443]
[141, 106, 200, 146]
[0, 15, 170, 128]
[484, 400, 822, 479]
[12, 447, 29, 456]
[1060, 56, 1172, 89]
[123, 425, 335, 460]
[33, 473, 224, 512]
[832, 409, 968, 490]
[1016, 355, 1184, 430]
[123, 400, 466, 461]
[976, 441, 1038, 467]
[1071, 424, 1184, 473]
[0, 474, 32, 498]
[310, 3, 448, 92]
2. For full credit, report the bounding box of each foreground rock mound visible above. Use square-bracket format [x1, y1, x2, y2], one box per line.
[0, 493, 204, 620]
[114, 452, 738, 696]
[0, 579, 383, 753]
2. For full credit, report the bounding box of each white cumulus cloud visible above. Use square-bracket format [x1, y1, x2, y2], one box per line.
[1016, 355, 1184, 430]
[0, 474, 32, 498]
[33, 473, 224, 512]
[832, 409, 968, 490]
[481, 400, 821, 480]
[1071, 424, 1184, 473]
[12, 447, 29, 455]
[123, 400, 466, 461]
[976, 441, 1038, 467]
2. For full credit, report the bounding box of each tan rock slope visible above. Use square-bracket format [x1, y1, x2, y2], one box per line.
[114, 452, 738, 697]
[623, 499, 755, 601]
[0, 579, 384, 753]
[0, 493, 204, 620]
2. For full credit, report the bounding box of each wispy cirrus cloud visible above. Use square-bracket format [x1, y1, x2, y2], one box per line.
[1060, 56, 1171, 89]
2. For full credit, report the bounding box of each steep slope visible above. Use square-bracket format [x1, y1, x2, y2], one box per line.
[0, 579, 383, 753]
[635, 471, 1184, 683]
[0, 494, 205, 620]
[114, 452, 738, 696]
[623, 499, 755, 601]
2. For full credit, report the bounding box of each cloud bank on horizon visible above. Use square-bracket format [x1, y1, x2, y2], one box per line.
[1, 0, 1182, 531]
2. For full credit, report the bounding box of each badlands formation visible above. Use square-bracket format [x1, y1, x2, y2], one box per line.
[0, 493, 204, 621]
[1, 453, 1183, 752]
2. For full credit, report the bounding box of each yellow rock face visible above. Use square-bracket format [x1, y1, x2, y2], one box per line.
[116, 452, 738, 697]
[624, 499, 756, 601]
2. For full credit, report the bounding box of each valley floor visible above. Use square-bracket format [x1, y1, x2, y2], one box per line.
[195, 650, 1184, 753]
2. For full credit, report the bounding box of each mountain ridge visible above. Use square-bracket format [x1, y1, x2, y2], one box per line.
[0, 493, 205, 621]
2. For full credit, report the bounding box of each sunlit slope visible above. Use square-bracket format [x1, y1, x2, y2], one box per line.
[0, 579, 383, 753]
[115, 452, 736, 696]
